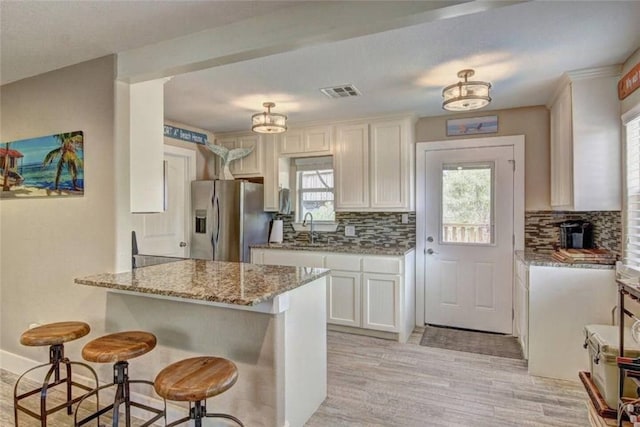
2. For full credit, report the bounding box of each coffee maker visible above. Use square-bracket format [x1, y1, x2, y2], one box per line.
[558, 220, 594, 249]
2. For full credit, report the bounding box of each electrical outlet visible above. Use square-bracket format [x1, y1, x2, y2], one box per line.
[345, 225, 356, 237]
[401, 213, 409, 224]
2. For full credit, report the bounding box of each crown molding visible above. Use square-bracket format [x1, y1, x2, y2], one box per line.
[546, 65, 622, 108]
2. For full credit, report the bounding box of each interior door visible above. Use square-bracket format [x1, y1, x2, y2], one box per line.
[423, 146, 514, 334]
[132, 147, 195, 257]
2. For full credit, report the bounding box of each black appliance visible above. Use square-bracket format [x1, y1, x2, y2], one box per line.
[558, 220, 594, 249]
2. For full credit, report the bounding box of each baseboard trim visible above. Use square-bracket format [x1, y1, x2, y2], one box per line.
[1, 349, 184, 425]
[327, 324, 399, 341]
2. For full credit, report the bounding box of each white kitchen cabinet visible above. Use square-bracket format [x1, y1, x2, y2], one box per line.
[215, 132, 264, 177]
[334, 117, 414, 212]
[549, 67, 621, 211]
[262, 135, 291, 211]
[369, 119, 414, 210]
[525, 264, 616, 380]
[251, 247, 416, 342]
[334, 123, 370, 209]
[279, 125, 332, 156]
[362, 273, 400, 332]
[327, 271, 361, 327]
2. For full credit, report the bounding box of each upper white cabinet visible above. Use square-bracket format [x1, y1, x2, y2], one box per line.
[549, 67, 621, 211]
[216, 132, 264, 177]
[334, 117, 414, 211]
[279, 125, 332, 156]
[335, 123, 370, 209]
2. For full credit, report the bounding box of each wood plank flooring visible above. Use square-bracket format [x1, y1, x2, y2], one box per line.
[1, 329, 588, 426]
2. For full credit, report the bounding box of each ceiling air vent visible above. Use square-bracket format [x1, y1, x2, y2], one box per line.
[320, 84, 361, 99]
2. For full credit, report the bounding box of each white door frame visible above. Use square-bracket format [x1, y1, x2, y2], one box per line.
[415, 135, 525, 327]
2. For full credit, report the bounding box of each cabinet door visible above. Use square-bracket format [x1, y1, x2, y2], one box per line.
[370, 119, 412, 210]
[262, 135, 279, 211]
[304, 126, 332, 154]
[362, 273, 400, 332]
[279, 130, 304, 155]
[335, 123, 369, 209]
[327, 271, 361, 327]
[233, 134, 263, 176]
[251, 249, 264, 265]
[520, 277, 529, 359]
[550, 83, 573, 208]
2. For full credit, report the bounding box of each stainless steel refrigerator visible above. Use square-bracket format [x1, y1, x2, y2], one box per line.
[191, 180, 270, 262]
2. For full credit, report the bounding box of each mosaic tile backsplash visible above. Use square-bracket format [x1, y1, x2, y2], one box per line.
[525, 211, 622, 257]
[274, 212, 416, 247]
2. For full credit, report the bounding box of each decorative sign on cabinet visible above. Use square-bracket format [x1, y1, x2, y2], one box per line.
[548, 67, 621, 211]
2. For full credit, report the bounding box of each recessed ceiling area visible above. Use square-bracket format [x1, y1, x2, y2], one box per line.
[163, 1, 640, 133]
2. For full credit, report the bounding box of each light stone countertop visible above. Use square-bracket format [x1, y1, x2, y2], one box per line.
[76, 259, 330, 306]
[515, 250, 615, 270]
[250, 242, 415, 256]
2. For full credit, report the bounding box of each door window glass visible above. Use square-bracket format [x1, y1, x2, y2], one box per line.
[441, 162, 494, 244]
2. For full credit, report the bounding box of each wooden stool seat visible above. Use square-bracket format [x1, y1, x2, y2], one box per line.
[154, 357, 238, 402]
[81, 331, 156, 363]
[20, 321, 90, 346]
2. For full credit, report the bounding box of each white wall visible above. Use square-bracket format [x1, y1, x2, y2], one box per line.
[416, 106, 550, 210]
[0, 56, 116, 360]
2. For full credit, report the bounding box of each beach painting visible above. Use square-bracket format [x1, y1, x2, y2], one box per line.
[0, 131, 84, 199]
[446, 115, 498, 136]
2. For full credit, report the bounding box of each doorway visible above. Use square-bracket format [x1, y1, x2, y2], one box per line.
[416, 136, 524, 334]
[132, 145, 196, 258]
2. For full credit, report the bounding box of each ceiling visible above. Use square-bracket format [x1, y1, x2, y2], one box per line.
[3, 1, 640, 134]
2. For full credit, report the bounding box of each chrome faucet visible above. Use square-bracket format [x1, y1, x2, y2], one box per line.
[302, 212, 314, 244]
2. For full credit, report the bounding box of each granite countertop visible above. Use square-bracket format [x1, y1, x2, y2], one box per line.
[515, 250, 616, 270]
[76, 259, 330, 306]
[250, 242, 415, 256]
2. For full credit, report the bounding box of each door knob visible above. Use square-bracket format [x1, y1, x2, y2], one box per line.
[179, 241, 188, 247]
[425, 248, 438, 255]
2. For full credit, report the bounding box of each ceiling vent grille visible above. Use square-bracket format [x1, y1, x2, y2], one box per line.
[320, 84, 361, 99]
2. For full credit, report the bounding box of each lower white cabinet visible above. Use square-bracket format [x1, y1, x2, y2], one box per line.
[251, 248, 415, 341]
[515, 259, 616, 381]
[362, 273, 400, 332]
[327, 271, 361, 327]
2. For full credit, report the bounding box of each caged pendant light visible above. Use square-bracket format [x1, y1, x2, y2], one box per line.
[251, 102, 287, 134]
[442, 69, 492, 111]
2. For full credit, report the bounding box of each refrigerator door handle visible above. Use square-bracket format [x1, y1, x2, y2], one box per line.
[214, 195, 220, 246]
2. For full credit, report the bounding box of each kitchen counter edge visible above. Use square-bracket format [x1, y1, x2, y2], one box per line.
[250, 243, 415, 256]
[515, 250, 615, 270]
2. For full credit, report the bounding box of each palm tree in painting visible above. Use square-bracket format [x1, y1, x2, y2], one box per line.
[42, 131, 83, 190]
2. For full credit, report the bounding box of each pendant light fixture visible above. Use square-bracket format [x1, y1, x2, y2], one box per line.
[251, 102, 287, 134]
[442, 69, 492, 111]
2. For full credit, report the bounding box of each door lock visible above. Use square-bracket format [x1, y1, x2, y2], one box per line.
[426, 236, 434, 242]
[179, 241, 188, 247]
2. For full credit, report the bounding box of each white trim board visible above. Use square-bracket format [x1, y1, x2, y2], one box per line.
[414, 135, 526, 327]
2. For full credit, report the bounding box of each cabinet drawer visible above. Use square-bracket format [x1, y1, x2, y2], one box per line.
[262, 250, 325, 268]
[326, 254, 362, 271]
[362, 256, 402, 274]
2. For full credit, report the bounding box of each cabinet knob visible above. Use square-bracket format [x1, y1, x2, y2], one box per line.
[179, 241, 188, 247]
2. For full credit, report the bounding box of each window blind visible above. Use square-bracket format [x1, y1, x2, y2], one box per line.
[625, 115, 640, 268]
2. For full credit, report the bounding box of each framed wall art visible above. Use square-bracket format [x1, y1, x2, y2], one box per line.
[446, 115, 498, 137]
[0, 131, 84, 199]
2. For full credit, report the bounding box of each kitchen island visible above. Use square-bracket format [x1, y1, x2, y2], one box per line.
[76, 259, 330, 427]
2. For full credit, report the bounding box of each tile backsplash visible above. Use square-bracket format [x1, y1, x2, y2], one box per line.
[525, 210, 621, 257]
[274, 212, 416, 247]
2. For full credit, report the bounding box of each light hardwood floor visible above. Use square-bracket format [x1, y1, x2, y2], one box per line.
[2, 329, 588, 426]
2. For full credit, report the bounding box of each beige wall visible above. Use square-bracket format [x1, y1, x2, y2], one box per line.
[163, 119, 216, 179]
[416, 106, 550, 210]
[0, 56, 116, 360]
[622, 47, 640, 115]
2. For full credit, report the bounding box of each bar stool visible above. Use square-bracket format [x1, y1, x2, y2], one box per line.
[14, 321, 99, 426]
[154, 356, 244, 427]
[74, 331, 164, 427]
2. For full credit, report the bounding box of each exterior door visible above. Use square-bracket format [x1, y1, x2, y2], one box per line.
[423, 145, 514, 334]
[132, 146, 195, 257]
